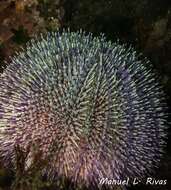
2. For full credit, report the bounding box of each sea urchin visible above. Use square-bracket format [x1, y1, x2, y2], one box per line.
[0, 30, 167, 189]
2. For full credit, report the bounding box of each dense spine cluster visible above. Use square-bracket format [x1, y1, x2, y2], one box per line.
[0, 30, 167, 189]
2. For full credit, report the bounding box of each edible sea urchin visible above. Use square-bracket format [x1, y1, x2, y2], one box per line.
[0, 30, 167, 189]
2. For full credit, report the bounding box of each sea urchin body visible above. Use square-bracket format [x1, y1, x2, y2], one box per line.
[0, 30, 167, 189]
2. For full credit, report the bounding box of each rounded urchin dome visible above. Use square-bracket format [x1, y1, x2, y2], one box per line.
[0, 30, 167, 188]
